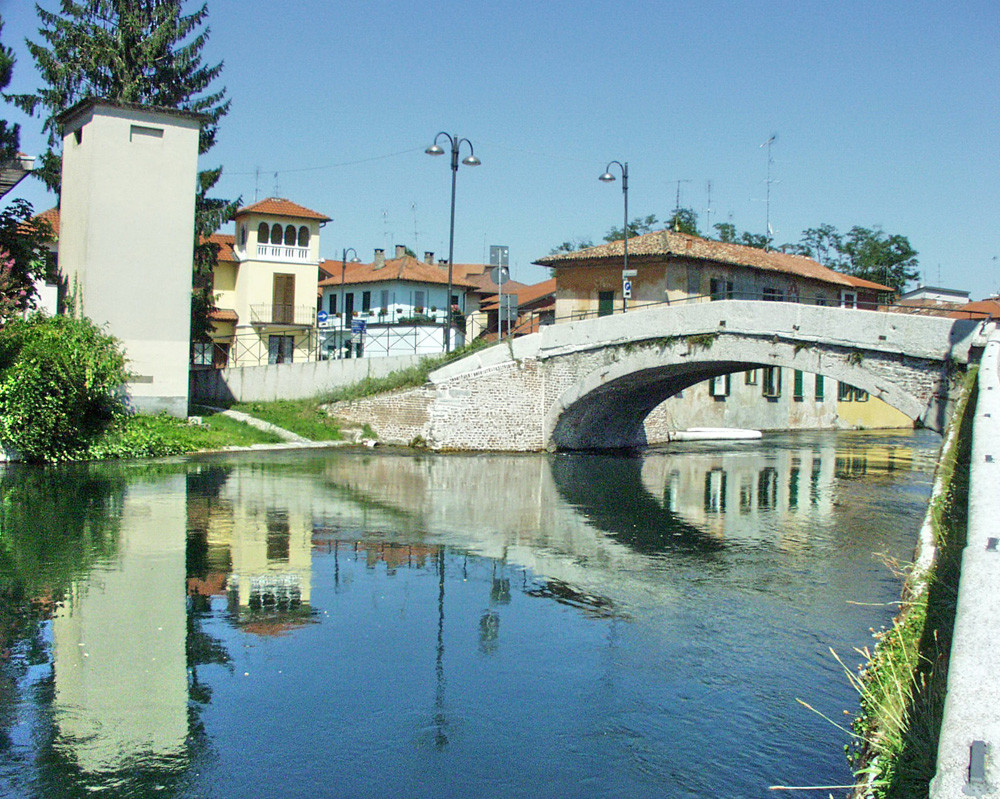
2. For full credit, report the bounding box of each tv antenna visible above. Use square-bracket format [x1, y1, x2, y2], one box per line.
[760, 133, 777, 247]
[705, 180, 713, 234]
[411, 202, 421, 254]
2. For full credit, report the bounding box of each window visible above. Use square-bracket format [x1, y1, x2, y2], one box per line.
[362, 290, 371, 312]
[762, 287, 783, 302]
[239, 225, 247, 246]
[272, 274, 295, 323]
[744, 369, 758, 385]
[598, 290, 615, 317]
[129, 124, 163, 140]
[710, 278, 733, 301]
[758, 467, 778, 509]
[414, 290, 425, 312]
[793, 370, 804, 401]
[380, 290, 389, 311]
[814, 374, 825, 401]
[704, 469, 727, 513]
[762, 366, 781, 398]
[297, 226, 310, 247]
[268, 335, 294, 364]
[271, 223, 283, 244]
[854, 387, 869, 402]
[328, 293, 337, 315]
[838, 381, 866, 401]
[191, 341, 212, 366]
[709, 373, 731, 399]
[258, 222, 269, 244]
[841, 291, 857, 308]
[284, 225, 296, 246]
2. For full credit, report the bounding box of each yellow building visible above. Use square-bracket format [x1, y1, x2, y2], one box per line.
[197, 197, 331, 368]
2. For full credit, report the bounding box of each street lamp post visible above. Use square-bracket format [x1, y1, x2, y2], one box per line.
[599, 161, 629, 313]
[341, 247, 357, 359]
[426, 132, 481, 352]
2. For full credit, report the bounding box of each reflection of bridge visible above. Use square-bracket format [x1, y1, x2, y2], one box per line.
[337, 301, 991, 451]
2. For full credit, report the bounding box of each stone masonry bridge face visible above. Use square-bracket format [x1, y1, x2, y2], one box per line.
[334, 301, 991, 451]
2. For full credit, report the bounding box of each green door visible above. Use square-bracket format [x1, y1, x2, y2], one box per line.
[598, 290, 615, 317]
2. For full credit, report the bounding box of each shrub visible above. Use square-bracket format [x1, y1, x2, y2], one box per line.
[0, 315, 129, 461]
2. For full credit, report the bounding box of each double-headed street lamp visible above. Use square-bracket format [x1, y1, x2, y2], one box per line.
[599, 160, 629, 313]
[426, 132, 481, 352]
[341, 247, 358, 359]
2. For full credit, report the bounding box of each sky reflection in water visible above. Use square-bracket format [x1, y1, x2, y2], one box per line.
[0, 430, 938, 798]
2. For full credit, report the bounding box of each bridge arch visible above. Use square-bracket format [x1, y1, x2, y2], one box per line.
[545, 334, 929, 450]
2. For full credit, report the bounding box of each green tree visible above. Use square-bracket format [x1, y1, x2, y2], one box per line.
[0, 17, 20, 162]
[666, 207, 699, 236]
[0, 19, 51, 316]
[738, 231, 771, 250]
[550, 237, 595, 255]
[604, 214, 659, 242]
[11, 0, 237, 340]
[839, 226, 918, 292]
[713, 222, 737, 243]
[786, 224, 844, 268]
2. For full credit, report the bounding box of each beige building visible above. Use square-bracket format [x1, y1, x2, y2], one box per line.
[537, 230, 910, 433]
[198, 197, 330, 368]
[57, 99, 203, 416]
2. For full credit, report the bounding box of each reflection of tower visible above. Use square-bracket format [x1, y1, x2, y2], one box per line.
[51, 476, 188, 773]
[433, 548, 448, 748]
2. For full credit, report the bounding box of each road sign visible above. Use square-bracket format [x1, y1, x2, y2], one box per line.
[317, 310, 329, 324]
[490, 266, 510, 286]
[350, 318, 367, 335]
[622, 269, 637, 278]
[623, 278, 632, 299]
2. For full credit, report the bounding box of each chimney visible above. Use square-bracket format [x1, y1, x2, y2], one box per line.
[425, 251, 435, 265]
[395, 244, 407, 259]
[374, 248, 385, 269]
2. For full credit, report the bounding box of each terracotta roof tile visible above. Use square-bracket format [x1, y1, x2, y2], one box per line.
[535, 229, 893, 292]
[208, 308, 238, 322]
[33, 206, 60, 237]
[236, 197, 331, 222]
[204, 232, 236, 262]
[317, 255, 478, 289]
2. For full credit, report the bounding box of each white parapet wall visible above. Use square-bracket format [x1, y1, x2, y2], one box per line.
[190, 354, 424, 404]
[930, 329, 1000, 797]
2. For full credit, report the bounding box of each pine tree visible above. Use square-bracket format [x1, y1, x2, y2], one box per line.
[11, 0, 238, 339]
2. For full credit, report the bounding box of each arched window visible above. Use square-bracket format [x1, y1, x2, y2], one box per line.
[284, 225, 296, 246]
[258, 222, 269, 244]
[297, 226, 310, 247]
[271, 223, 283, 244]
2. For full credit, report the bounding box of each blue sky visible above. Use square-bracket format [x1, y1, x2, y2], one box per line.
[3, 0, 998, 295]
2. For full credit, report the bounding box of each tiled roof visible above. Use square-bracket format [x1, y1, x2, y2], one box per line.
[30, 206, 60, 238]
[236, 197, 331, 222]
[480, 278, 555, 311]
[208, 308, 238, 322]
[204, 232, 236, 262]
[535, 229, 893, 292]
[318, 255, 478, 289]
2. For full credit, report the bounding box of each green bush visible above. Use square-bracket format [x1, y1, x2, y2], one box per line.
[0, 315, 129, 461]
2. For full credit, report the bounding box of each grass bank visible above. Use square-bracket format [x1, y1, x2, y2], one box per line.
[845, 369, 975, 797]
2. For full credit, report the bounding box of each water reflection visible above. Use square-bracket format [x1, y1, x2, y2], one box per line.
[0, 431, 937, 798]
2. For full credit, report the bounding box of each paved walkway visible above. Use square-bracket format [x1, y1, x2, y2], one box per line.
[931, 329, 1000, 797]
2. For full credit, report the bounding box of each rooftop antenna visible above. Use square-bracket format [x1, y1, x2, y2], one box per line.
[411, 201, 421, 254]
[272, 171, 281, 199]
[381, 208, 389, 250]
[254, 166, 261, 202]
[760, 133, 777, 248]
[672, 179, 692, 229]
[705, 180, 713, 234]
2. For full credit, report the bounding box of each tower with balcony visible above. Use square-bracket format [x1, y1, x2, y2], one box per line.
[206, 198, 330, 367]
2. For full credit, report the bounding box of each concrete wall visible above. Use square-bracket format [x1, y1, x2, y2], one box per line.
[59, 101, 201, 416]
[930, 329, 1000, 797]
[190, 353, 423, 404]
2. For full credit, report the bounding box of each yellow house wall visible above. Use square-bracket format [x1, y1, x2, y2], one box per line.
[837, 393, 913, 429]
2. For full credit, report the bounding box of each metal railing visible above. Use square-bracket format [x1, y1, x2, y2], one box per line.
[249, 304, 316, 326]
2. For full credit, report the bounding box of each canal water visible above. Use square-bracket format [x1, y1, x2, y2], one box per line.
[0, 430, 939, 798]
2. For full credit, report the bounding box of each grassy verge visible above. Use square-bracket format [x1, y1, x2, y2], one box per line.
[224, 340, 491, 440]
[86, 408, 283, 459]
[845, 370, 975, 797]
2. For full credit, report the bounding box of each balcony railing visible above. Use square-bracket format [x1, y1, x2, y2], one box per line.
[255, 244, 311, 262]
[250, 303, 316, 327]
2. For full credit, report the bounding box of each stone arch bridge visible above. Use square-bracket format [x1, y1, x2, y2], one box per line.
[334, 301, 992, 451]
